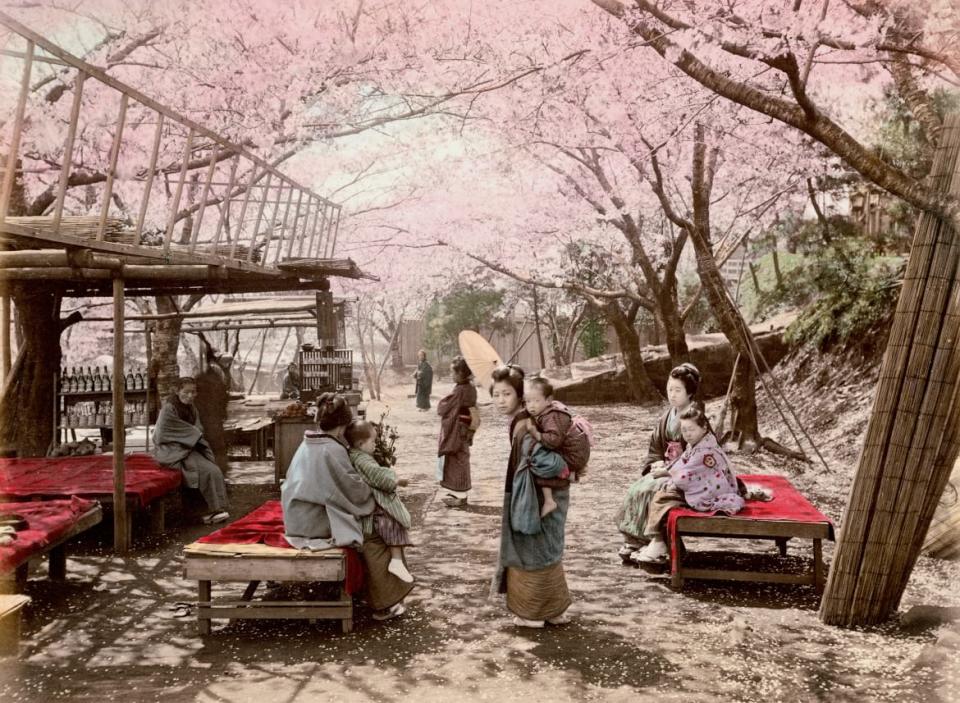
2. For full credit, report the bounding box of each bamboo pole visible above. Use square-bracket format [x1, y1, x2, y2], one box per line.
[189, 145, 221, 252]
[163, 128, 195, 252]
[211, 154, 239, 249]
[112, 276, 129, 552]
[96, 93, 129, 241]
[820, 114, 960, 626]
[134, 112, 165, 242]
[231, 165, 259, 260]
[312, 204, 329, 259]
[248, 172, 273, 263]
[52, 71, 86, 230]
[247, 329, 270, 394]
[272, 182, 297, 265]
[259, 180, 286, 265]
[327, 207, 343, 258]
[0, 295, 9, 385]
[286, 190, 304, 259]
[0, 40, 33, 223]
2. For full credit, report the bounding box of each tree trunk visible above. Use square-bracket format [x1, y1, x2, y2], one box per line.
[0, 288, 61, 456]
[604, 303, 658, 403]
[389, 321, 404, 370]
[655, 283, 689, 365]
[151, 296, 184, 400]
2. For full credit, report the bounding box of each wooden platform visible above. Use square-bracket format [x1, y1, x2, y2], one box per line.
[0, 594, 31, 656]
[183, 542, 353, 635]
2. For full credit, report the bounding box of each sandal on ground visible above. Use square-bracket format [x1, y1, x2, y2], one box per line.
[546, 612, 571, 625]
[202, 511, 230, 525]
[372, 602, 406, 621]
[511, 616, 545, 628]
[631, 539, 669, 564]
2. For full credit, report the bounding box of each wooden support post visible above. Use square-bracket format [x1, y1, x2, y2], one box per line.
[112, 276, 129, 552]
[52, 71, 86, 230]
[0, 40, 33, 223]
[48, 546, 67, 581]
[134, 112, 165, 241]
[97, 93, 129, 240]
[145, 323, 152, 453]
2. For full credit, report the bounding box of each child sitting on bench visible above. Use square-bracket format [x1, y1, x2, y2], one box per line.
[635, 405, 744, 563]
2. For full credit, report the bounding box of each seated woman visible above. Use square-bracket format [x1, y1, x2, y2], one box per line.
[153, 377, 229, 524]
[615, 363, 703, 563]
[281, 393, 414, 621]
[635, 404, 744, 562]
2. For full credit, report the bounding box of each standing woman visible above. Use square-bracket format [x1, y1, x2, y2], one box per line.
[436, 355, 477, 507]
[491, 365, 572, 628]
[414, 350, 433, 411]
[615, 362, 702, 563]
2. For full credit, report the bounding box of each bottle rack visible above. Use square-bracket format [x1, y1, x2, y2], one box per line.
[57, 365, 157, 433]
[298, 348, 355, 400]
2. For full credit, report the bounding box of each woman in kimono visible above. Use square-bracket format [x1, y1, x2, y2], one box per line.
[281, 393, 413, 621]
[413, 350, 433, 411]
[491, 365, 572, 628]
[615, 363, 703, 564]
[153, 377, 229, 524]
[436, 356, 477, 507]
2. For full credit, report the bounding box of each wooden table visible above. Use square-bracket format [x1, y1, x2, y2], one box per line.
[1, 504, 103, 593]
[184, 542, 353, 635]
[670, 514, 832, 591]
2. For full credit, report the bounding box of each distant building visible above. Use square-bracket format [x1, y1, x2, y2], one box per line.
[849, 185, 912, 252]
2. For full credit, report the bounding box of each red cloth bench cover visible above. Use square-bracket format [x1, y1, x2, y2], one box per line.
[0, 454, 181, 508]
[667, 474, 835, 571]
[197, 500, 364, 594]
[0, 497, 97, 573]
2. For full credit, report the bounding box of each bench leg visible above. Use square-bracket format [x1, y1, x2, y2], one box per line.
[776, 538, 789, 557]
[0, 608, 23, 656]
[813, 539, 824, 592]
[15, 564, 28, 591]
[241, 581, 260, 602]
[340, 584, 353, 634]
[670, 536, 684, 590]
[198, 580, 211, 635]
[48, 546, 67, 581]
[147, 501, 165, 534]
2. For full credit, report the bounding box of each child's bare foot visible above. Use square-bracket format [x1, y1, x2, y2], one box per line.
[540, 498, 557, 518]
[388, 558, 414, 583]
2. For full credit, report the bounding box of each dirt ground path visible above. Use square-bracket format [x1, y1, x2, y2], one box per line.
[1, 384, 958, 702]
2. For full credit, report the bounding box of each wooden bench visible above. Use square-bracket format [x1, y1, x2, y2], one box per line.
[0, 594, 30, 656]
[667, 475, 834, 592]
[184, 543, 353, 635]
[183, 501, 356, 635]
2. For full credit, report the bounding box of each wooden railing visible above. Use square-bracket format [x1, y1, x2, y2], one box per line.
[0, 12, 342, 269]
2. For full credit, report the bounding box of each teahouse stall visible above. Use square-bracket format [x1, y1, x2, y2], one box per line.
[0, 12, 369, 555]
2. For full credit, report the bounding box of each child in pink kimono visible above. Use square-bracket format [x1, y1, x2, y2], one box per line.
[635, 404, 744, 563]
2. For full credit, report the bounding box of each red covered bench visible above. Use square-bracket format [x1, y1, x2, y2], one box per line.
[667, 474, 835, 592]
[183, 501, 363, 635]
[1, 497, 103, 591]
[0, 454, 180, 542]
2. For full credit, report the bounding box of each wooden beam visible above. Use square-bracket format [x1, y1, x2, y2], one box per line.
[0, 295, 9, 386]
[112, 276, 129, 552]
[0, 264, 230, 281]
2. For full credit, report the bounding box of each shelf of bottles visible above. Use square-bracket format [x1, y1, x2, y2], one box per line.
[299, 349, 355, 400]
[58, 365, 154, 429]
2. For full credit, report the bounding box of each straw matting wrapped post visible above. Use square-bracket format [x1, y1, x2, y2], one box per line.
[820, 114, 960, 626]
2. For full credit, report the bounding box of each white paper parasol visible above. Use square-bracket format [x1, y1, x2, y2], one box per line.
[458, 330, 502, 391]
